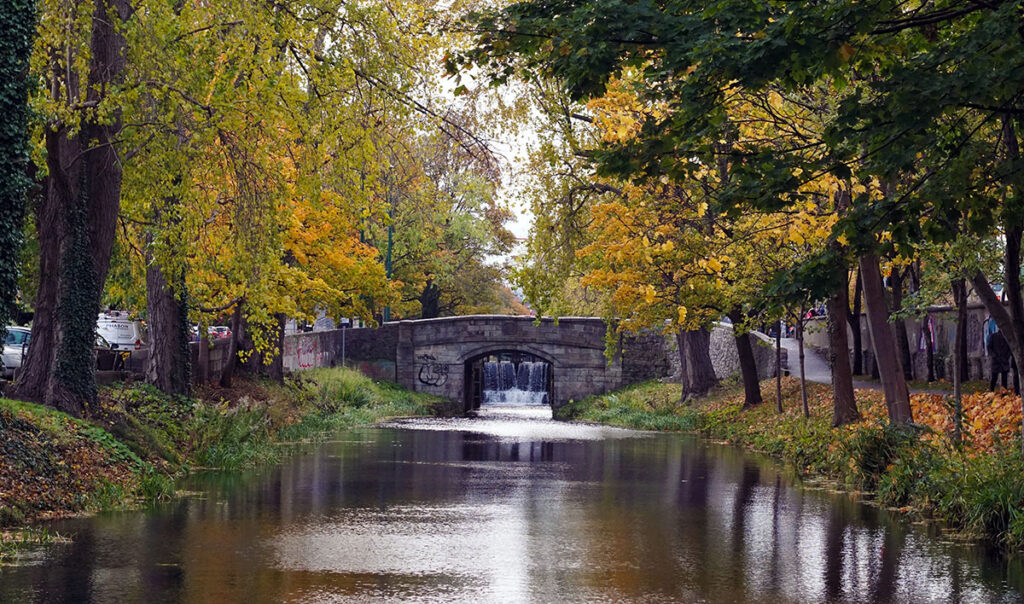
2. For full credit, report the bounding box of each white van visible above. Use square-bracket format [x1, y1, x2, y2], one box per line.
[96, 311, 147, 351]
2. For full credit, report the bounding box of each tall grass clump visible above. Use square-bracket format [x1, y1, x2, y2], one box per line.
[188, 404, 279, 470]
[275, 367, 446, 442]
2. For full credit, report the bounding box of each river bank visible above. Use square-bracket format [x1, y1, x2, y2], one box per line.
[0, 368, 449, 536]
[556, 376, 1024, 551]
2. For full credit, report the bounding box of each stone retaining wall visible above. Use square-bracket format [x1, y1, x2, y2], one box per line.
[189, 315, 782, 410]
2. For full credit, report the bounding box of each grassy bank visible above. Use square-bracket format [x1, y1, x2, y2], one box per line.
[0, 367, 447, 536]
[558, 376, 1024, 551]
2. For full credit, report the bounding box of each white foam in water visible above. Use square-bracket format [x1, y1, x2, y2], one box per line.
[482, 361, 549, 406]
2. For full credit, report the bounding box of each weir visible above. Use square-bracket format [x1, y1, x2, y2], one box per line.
[481, 361, 549, 406]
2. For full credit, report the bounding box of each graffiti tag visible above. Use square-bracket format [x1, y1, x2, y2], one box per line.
[296, 337, 321, 369]
[418, 362, 448, 387]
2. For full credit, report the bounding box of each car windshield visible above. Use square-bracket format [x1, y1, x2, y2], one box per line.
[5, 329, 29, 346]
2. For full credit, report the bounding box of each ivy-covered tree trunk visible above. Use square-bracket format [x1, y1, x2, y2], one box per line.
[50, 171, 100, 416]
[676, 328, 716, 401]
[145, 262, 190, 396]
[859, 253, 912, 423]
[727, 310, 762, 409]
[827, 268, 860, 427]
[0, 0, 35, 331]
[11, 0, 129, 414]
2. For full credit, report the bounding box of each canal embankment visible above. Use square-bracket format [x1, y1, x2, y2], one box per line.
[556, 376, 1024, 551]
[0, 368, 451, 531]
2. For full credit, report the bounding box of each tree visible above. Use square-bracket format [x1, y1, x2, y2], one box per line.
[14, 0, 131, 416]
[459, 0, 1024, 423]
[0, 0, 35, 334]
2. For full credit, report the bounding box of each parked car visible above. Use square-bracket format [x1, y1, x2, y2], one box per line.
[208, 326, 232, 339]
[1, 326, 30, 379]
[96, 311, 147, 351]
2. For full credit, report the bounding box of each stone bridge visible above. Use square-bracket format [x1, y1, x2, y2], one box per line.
[278, 314, 779, 411]
[281, 315, 671, 411]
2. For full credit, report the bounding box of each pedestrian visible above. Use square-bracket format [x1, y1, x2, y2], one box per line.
[989, 328, 1015, 391]
[983, 314, 999, 356]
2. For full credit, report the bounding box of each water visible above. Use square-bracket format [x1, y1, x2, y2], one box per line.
[2, 407, 1022, 603]
[482, 361, 548, 405]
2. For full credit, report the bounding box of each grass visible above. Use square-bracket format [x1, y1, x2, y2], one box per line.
[0, 367, 448, 534]
[559, 376, 1024, 551]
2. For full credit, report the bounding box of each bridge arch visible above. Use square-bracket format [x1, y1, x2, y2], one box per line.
[393, 315, 623, 412]
[461, 348, 556, 410]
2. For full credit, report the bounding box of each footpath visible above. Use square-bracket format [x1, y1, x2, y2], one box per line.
[778, 337, 957, 395]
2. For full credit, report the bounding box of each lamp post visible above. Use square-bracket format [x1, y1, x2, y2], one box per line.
[383, 180, 393, 323]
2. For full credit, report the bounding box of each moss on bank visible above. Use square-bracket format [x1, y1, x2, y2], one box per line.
[558, 377, 1024, 551]
[0, 367, 446, 532]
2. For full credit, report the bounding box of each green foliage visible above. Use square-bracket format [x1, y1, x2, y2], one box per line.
[188, 404, 279, 471]
[0, 0, 35, 331]
[277, 367, 448, 442]
[54, 174, 100, 410]
[138, 466, 175, 501]
[79, 425, 145, 469]
[837, 422, 925, 490]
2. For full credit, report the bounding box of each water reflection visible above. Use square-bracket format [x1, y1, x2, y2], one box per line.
[1, 414, 1022, 603]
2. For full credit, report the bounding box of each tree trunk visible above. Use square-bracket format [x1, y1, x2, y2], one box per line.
[728, 310, 763, 409]
[797, 318, 809, 418]
[978, 114, 1024, 453]
[10, 0, 129, 414]
[847, 268, 863, 375]
[827, 271, 860, 426]
[775, 324, 782, 414]
[50, 168, 100, 417]
[219, 301, 244, 388]
[0, 0, 35, 331]
[951, 279, 967, 443]
[923, 316, 935, 382]
[145, 262, 190, 396]
[891, 267, 914, 381]
[677, 328, 716, 401]
[859, 253, 913, 423]
[11, 136, 63, 402]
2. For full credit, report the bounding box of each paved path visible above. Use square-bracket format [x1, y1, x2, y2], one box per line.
[779, 337, 953, 394]
[779, 337, 833, 384]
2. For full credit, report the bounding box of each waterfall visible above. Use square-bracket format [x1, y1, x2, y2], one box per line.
[481, 361, 549, 406]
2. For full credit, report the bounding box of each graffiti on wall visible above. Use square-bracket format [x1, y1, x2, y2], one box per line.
[417, 354, 448, 387]
[293, 336, 332, 369]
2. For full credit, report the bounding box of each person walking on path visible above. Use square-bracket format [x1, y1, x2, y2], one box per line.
[988, 328, 1019, 393]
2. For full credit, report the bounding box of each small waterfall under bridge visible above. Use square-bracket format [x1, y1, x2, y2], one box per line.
[481, 361, 549, 406]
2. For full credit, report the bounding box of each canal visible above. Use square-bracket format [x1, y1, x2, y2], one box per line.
[1, 407, 1022, 602]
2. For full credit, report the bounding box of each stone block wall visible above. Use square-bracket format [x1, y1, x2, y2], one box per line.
[187, 315, 780, 409]
[620, 330, 673, 385]
[708, 323, 780, 380]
